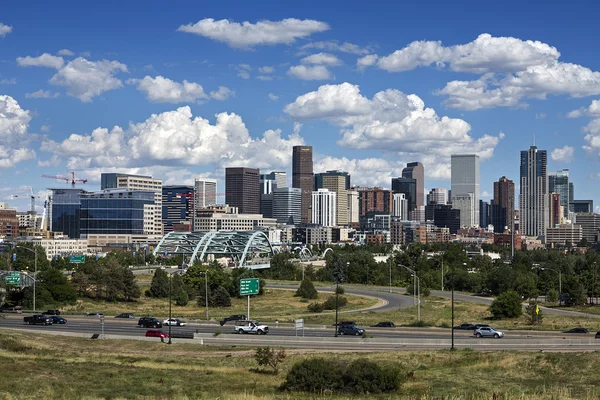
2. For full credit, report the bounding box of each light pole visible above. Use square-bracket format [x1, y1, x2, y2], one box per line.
[199, 271, 209, 320]
[451, 261, 455, 351]
[389, 261, 392, 293]
[168, 272, 172, 345]
[333, 261, 346, 337]
[399, 265, 420, 322]
[16, 245, 37, 312]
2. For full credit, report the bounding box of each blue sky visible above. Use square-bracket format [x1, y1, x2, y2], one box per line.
[2, 0, 600, 211]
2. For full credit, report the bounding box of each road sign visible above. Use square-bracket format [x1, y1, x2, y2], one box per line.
[4, 272, 20, 285]
[240, 278, 260, 295]
[295, 318, 304, 337]
[69, 255, 85, 263]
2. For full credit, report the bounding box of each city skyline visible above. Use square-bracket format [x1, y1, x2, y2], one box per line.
[2, 1, 600, 214]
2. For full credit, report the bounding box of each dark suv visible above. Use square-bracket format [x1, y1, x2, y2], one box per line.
[138, 317, 162, 328]
[220, 314, 247, 326]
[338, 324, 365, 336]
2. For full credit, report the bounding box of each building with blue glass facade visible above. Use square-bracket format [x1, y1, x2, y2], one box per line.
[162, 185, 194, 233]
[49, 188, 86, 238]
[80, 189, 154, 236]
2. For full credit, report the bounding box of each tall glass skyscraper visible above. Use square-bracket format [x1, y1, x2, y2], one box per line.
[549, 169, 572, 218]
[519, 146, 548, 237]
[50, 188, 86, 238]
[451, 154, 480, 227]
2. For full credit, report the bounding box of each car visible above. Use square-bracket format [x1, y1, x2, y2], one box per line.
[115, 313, 136, 319]
[220, 314, 247, 326]
[23, 314, 53, 325]
[472, 324, 491, 330]
[563, 328, 589, 334]
[474, 327, 504, 338]
[163, 318, 187, 326]
[338, 325, 365, 336]
[138, 317, 163, 328]
[371, 321, 396, 328]
[87, 312, 104, 318]
[453, 323, 476, 330]
[43, 309, 61, 315]
[145, 329, 169, 338]
[233, 320, 269, 335]
[595, 331, 600, 339]
[50, 316, 67, 324]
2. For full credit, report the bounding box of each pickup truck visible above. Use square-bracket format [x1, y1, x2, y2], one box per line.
[233, 320, 269, 335]
[24, 314, 53, 325]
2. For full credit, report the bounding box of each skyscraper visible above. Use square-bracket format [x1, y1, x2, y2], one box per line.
[292, 146, 313, 223]
[273, 187, 301, 224]
[392, 193, 409, 220]
[314, 170, 350, 226]
[391, 177, 417, 215]
[162, 185, 194, 233]
[347, 190, 359, 224]
[451, 154, 480, 227]
[311, 188, 337, 227]
[225, 167, 260, 214]
[194, 178, 217, 208]
[549, 169, 571, 218]
[492, 176, 515, 233]
[519, 146, 548, 237]
[402, 162, 424, 208]
[427, 188, 447, 205]
[357, 187, 393, 216]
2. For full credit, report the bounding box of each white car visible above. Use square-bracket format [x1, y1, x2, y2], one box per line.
[474, 326, 504, 338]
[163, 318, 187, 326]
[233, 320, 269, 335]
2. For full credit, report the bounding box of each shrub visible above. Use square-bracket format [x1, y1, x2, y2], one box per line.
[489, 290, 523, 319]
[212, 285, 232, 307]
[525, 301, 544, 325]
[294, 278, 318, 299]
[280, 358, 344, 392]
[323, 295, 348, 310]
[254, 347, 286, 374]
[342, 359, 404, 394]
[546, 289, 558, 303]
[307, 302, 324, 313]
[335, 286, 345, 295]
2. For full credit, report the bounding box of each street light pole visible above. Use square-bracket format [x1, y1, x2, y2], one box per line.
[389, 262, 392, 293]
[204, 271, 209, 320]
[451, 261, 455, 351]
[168, 273, 172, 344]
[399, 265, 420, 322]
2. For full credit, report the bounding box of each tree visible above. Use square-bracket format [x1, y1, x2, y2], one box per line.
[212, 285, 232, 307]
[489, 290, 523, 319]
[546, 288, 559, 303]
[294, 278, 318, 299]
[563, 276, 586, 306]
[175, 286, 189, 306]
[525, 301, 543, 325]
[254, 347, 286, 374]
[149, 268, 169, 298]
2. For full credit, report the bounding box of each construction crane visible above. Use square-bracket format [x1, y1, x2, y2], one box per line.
[10, 186, 39, 214]
[41, 172, 88, 188]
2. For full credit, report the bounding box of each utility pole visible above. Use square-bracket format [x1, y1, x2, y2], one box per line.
[451, 261, 455, 351]
[168, 273, 172, 344]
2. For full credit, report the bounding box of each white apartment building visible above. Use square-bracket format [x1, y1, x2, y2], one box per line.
[17, 237, 89, 261]
[194, 213, 277, 231]
[194, 178, 217, 208]
[347, 190, 359, 224]
[392, 193, 409, 220]
[311, 189, 337, 227]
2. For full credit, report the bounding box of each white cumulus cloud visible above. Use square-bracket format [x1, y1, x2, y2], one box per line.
[17, 53, 64, 69]
[287, 65, 331, 80]
[299, 40, 372, 55]
[568, 100, 600, 118]
[356, 54, 379, 71]
[258, 66, 274, 74]
[209, 86, 234, 101]
[177, 18, 329, 49]
[0, 95, 36, 168]
[129, 75, 208, 103]
[25, 90, 60, 99]
[550, 146, 574, 163]
[268, 93, 279, 101]
[300, 52, 342, 66]
[0, 23, 12, 37]
[49, 57, 128, 102]
[57, 49, 75, 56]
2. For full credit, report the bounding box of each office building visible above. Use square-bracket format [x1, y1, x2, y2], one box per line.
[292, 146, 313, 223]
[549, 169, 572, 218]
[273, 187, 302, 224]
[347, 190, 359, 224]
[262, 171, 286, 189]
[49, 188, 85, 238]
[162, 185, 194, 233]
[571, 200, 593, 214]
[311, 189, 337, 227]
[391, 177, 417, 215]
[100, 173, 163, 236]
[314, 170, 349, 225]
[194, 178, 217, 209]
[492, 176, 515, 233]
[194, 212, 277, 231]
[260, 173, 278, 218]
[392, 193, 409, 220]
[18, 237, 89, 261]
[480, 200, 491, 228]
[427, 188, 447, 205]
[453, 194, 475, 228]
[225, 167, 260, 214]
[433, 205, 461, 234]
[546, 224, 582, 246]
[451, 154, 480, 227]
[574, 213, 600, 243]
[0, 209, 18, 237]
[519, 146, 548, 237]
[357, 187, 393, 216]
[549, 193, 563, 227]
[402, 162, 424, 208]
[360, 212, 391, 231]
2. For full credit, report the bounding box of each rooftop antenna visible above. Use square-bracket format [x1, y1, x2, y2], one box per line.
[532, 133, 535, 147]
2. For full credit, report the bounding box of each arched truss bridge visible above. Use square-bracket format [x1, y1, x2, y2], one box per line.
[153, 231, 275, 268]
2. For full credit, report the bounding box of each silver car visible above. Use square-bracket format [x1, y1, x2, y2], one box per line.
[474, 327, 504, 338]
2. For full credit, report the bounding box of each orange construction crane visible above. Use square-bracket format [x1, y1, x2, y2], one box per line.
[42, 172, 88, 188]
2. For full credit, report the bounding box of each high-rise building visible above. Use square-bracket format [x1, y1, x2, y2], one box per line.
[549, 169, 571, 218]
[100, 173, 163, 236]
[347, 190, 359, 224]
[0, 208, 18, 237]
[259, 173, 279, 218]
[357, 187, 393, 216]
[549, 193, 563, 227]
[571, 200, 594, 214]
[392, 193, 409, 220]
[451, 154, 480, 227]
[225, 167, 260, 214]
[49, 188, 85, 238]
[314, 170, 350, 226]
[480, 200, 491, 228]
[519, 146, 548, 237]
[311, 188, 337, 227]
[433, 204, 461, 234]
[273, 187, 302, 225]
[292, 146, 313, 223]
[427, 188, 447, 205]
[162, 185, 194, 233]
[574, 213, 600, 243]
[492, 176, 515, 233]
[452, 194, 475, 228]
[402, 162, 424, 208]
[194, 178, 217, 208]
[391, 177, 417, 215]
[261, 171, 286, 189]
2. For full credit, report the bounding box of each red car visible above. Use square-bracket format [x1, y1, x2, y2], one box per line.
[145, 329, 169, 338]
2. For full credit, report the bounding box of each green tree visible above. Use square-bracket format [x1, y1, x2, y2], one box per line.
[212, 285, 232, 307]
[294, 278, 318, 299]
[563, 276, 586, 306]
[37, 268, 77, 303]
[175, 286, 189, 306]
[149, 268, 170, 298]
[489, 290, 523, 319]
[546, 288, 559, 303]
[525, 301, 543, 325]
[254, 347, 286, 374]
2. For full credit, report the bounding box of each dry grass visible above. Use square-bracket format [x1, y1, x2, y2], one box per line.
[59, 289, 379, 322]
[1, 331, 600, 399]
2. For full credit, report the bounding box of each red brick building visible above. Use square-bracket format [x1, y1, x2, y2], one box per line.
[0, 209, 19, 237]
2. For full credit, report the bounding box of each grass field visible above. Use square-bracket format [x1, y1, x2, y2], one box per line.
[1, 330, 600, 399]
[304, 295, 600, 332]
[59, 289, 380, 322]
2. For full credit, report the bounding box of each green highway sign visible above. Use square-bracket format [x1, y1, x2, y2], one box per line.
[69, 255, 85, 263]
[240, 278, 260, 296]
[4, 272, 20, 285]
